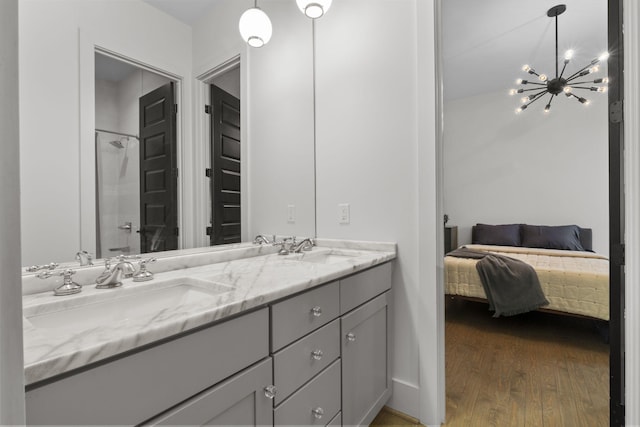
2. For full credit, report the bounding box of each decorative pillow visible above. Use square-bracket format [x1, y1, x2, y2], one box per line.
[521, 224, 585, 251]
[472, 223, 522, 247]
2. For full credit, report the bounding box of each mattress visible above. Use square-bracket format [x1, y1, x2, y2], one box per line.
[445, 244, 610, 320]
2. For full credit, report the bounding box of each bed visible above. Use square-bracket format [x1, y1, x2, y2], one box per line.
[444, 224, 609, 320]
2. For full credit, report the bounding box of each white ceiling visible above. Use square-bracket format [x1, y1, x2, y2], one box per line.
[442, 0, 608, 100]
[139, 0, 607, 101]
[142, 0, 221, 25]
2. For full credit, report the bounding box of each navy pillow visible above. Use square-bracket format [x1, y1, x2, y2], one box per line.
[472, 224, 522, 247]
[521, 225, 585, 251]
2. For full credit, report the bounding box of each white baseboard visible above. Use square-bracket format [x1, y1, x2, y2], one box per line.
[386, 377, 420, 420]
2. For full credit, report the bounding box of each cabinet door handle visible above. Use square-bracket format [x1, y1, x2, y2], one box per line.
[264, 385, 277, 399]
[346, 332, 356, 342]
[311, 349, 324, 360]
[312, 407, 324, 419]
[310, 306, 323, 317]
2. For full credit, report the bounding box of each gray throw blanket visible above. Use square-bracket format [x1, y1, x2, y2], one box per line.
[447, 247, 549, 317]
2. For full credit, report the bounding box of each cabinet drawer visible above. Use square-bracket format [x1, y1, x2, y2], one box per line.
[147, 358, 273, 426]
[271, 281, 339, 351]
[340, 262, 391, 314]
[273, 319, 340, 404]
[26, 308, 269, 426]
[274, 359, 341, 426]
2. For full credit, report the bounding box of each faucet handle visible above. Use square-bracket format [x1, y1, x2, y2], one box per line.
[53, 269, 82, 296]
[133, 258, 157, 282]
[36, 268, 82, 296]
[26, 262, 59, 273]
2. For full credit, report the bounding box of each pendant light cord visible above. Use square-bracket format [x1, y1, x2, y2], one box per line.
[555, 15, 559, 78]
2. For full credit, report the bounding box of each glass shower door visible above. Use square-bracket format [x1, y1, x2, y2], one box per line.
[95, 130, 141, 258]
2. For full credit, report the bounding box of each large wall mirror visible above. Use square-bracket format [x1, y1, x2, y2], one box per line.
[19, 0, 316, 268]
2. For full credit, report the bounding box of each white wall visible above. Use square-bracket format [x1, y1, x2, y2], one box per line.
[212, 67, 240, 99]
[443, 90, 609, 254]
[192, 0, 316, 242]
[19, 0, 192, 266]
[315, 0, 440, 423]
[95, 79, 119, 131]
[0, 0, 25, 423]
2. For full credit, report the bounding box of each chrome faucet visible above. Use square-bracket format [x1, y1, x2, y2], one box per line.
[289, 237, 315, 253]
[253, 234, 275, 245]
[75, 250, 93, 266]
[26, 262, 58, 273]
[37, 268, 82, 296]
[132, 258, 157, 282]
[273, 237, 293, 255]
[95, 255, 138, 289]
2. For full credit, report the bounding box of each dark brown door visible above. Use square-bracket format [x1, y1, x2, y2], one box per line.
[210, 85, 241, 245]
[139, 82, 178, 253]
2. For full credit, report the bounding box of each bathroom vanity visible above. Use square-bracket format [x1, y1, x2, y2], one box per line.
[22, 240, 395, 426]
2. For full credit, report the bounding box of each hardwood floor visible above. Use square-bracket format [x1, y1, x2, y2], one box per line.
[371, 406, 425, 426]
[444, 298, 609, 426]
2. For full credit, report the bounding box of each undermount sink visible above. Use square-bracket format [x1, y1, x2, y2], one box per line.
[26, 278, 234, 334]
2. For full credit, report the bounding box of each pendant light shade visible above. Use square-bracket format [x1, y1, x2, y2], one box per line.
[239, 7, 272, 48]
[296, 0, 332, 19]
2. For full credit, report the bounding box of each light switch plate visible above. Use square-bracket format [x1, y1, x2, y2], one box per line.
[287, 204, 296, 223]
[338, 203, 350, 224]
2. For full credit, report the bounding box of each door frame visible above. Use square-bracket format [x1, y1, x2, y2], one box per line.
[195, 54, 249, 246]
[622, 0, 640, 422]
[608, 1, 625, 424]
[78, 33, 186, 255]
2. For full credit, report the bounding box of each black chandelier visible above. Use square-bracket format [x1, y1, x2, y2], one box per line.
[511, 4, 609, 114]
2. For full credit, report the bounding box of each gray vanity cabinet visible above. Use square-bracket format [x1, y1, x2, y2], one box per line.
[341, 292, 390, 427]
[147, 357, 273, 426]
[25, 261, 393, 427]
[25, 308, 270, 426]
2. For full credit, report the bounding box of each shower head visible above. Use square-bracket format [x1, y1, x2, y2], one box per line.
[108, 140, 125, 149]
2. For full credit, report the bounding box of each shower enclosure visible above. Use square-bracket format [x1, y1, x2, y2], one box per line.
[95, 129, 140, 258]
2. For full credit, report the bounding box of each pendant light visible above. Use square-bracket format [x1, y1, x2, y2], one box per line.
[296, 0, 332, 19]
[510, 4, 609, 114]
[239, 1, 272, 48]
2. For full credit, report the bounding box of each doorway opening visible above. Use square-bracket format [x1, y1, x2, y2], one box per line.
[94, 52, 179, 257]
[196, 56, 245, 246]
[438, 0, 621, 424]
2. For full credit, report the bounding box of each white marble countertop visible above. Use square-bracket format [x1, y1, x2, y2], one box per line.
[22, 240, 396, 385]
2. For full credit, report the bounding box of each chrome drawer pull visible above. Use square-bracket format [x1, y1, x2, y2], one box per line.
[310, 306, 323, 317]
[346, 332, 356, 342]
[264, 385, 277, 399]
[312, 407, 324, 419]
[311, 349, 324, 360]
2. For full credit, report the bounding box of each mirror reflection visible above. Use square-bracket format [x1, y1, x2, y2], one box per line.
[19, 0, 317, 270]
[95, 53, 176, 258]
